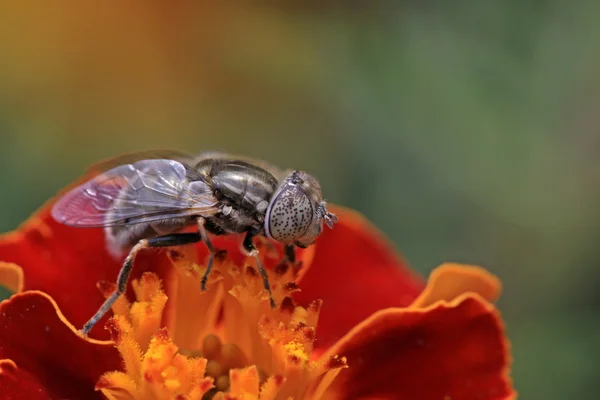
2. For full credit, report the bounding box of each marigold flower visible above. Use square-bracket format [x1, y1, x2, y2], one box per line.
[0, 179, 516, 399]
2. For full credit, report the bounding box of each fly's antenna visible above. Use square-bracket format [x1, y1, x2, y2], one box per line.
[318, 201, 338, 229]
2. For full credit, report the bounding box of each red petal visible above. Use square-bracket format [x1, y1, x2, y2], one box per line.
[0, 359, 53, 400]
[0, 192, 123, 338]
[294, 206, 426, 351]
[322, 295, 515, 400]
[0, 179, 312, 337]
[0, 291, 121, 399]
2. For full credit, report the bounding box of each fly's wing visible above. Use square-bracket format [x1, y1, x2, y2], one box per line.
[51, 159, 218, 227]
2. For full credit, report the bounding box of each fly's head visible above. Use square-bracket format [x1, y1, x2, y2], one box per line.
[264, 170, 337, 248]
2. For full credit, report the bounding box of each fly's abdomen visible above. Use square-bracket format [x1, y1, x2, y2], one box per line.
[105, 217, 192, 258]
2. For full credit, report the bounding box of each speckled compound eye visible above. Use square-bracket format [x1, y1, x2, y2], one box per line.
[265, 183, 314, 243]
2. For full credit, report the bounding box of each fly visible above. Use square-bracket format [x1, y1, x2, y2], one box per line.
[51, 150, 337, 335]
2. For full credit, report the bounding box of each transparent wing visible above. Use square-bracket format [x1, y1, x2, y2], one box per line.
[51, 159, 218, 227]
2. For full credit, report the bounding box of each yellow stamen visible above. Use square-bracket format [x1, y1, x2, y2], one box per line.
[96, 250, 347, 399]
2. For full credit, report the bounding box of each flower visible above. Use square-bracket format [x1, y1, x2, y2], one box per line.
[0, 180, 516, 399]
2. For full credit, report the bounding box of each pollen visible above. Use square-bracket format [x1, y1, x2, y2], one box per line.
[281, 339, 307, 362]
[95, 248, 347, 399]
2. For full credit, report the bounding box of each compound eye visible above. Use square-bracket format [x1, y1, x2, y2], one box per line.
[266, 185, 314, 243]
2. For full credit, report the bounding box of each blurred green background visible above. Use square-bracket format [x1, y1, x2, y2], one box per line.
[1, 2, 598, 398]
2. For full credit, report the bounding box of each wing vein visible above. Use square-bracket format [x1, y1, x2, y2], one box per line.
[51, 159, 218, 227]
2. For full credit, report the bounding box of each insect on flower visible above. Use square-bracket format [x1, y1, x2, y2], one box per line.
[50, 150, 338, 336]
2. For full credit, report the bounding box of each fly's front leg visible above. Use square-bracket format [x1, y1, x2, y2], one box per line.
[198, 217, 216, 291]
[254, 236, 279, 259]
[283, 244, 296, 264]
[243, 230, 276, 308]
[80, 232, 202, 336]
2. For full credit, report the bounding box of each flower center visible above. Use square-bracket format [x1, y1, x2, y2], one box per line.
[181, 334, 255, 398]
[94, 246, 347, 399]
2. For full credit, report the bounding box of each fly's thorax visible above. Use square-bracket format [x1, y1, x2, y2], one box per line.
[192, 151, 286, 179]
[264, 170, 336, 248]
[197, 157, 278, 213]
[203, 207, 263, 236]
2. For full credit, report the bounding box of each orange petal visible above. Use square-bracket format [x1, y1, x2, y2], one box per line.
[294, 206, 426, 352]
[321, 295, 515, 400]
[260, 374, 286, 400]
[411, 263, 502, 308]
[227, 366, 262, 398]
[129, 272, 169, 350]
[162, 245, 226, 350]
[0, 291, 121, 399]
[0, 262, 23, 293]
[105, 317, 143, 383]
[95, 371, 139, 400]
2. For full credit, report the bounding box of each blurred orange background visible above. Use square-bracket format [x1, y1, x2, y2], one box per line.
[2, 3, 599, 398]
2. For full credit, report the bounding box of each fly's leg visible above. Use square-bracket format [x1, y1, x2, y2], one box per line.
[255, 236, 279, 259]
[283, 244, 296, 264]
[243, 230, 276, 308]
[198, 217, 217, 291]
[80, 232, 202, 336]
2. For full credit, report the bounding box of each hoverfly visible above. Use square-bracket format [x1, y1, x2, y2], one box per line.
[51, 150, 337, 335]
